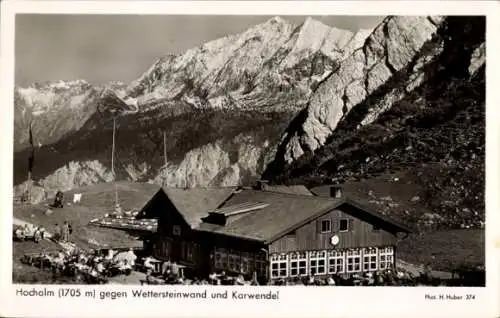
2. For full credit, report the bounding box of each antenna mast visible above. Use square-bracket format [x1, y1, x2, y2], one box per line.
[112, 117, 121, 215]
[163, 131, 167, 187]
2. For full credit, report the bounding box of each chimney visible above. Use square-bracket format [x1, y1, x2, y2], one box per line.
[256, 180, 269, 191]
[330, 186, 343, 199]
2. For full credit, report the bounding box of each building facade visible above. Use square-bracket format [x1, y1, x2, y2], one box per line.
[93, 185, 410, 282]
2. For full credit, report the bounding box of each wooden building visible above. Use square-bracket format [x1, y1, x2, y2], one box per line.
[93, 184, 411, 282]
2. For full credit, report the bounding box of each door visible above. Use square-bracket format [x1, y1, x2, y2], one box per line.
[154, 237, 172, 260]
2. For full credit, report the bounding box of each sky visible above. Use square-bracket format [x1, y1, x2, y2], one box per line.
[15, 15, 384, 87]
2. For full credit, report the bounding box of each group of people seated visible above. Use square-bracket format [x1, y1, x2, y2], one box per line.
[13, 224, 46, 243]
[140, 259, 261, 286]
[268, 268, 438, 286]
[143, 258, 185, 284]
[22, 247, 139, 284]
[208, 271, 257, 285]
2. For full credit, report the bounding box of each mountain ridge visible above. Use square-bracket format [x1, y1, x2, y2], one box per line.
[14, 16, 372, 203]
[263, 16, 486, 230]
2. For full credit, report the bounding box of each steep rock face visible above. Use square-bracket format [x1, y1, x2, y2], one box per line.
[277, 16, 445, 164]
[264, 16, 486, 230]
[152, 133, 274, 188]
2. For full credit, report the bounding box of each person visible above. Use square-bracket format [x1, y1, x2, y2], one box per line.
[169, 262, 179, 281]
[145, 268, 154, 284]
[127, 248, 137, 267]
[14, 227, 25, 241]
[33, 227, 42, 243]
[53, 223, 61, 241]
[144, 256, 155, 271]
[235, 274, 245, 285]
[23, 224, 33, 240]
[250, 271, 259, 286]
[208, 272, 218, 284]
[327, 276, 336, 286]
[105, 249, 115, 261]
[78, 253, 88, 264]
[119, 259, 132, 275]
[308, 275, 315, 286]
[161, 260, 171, 276]
[96, 261, 106, 275]
[62, 221, 70, 242]
[39, 227, 46, 240]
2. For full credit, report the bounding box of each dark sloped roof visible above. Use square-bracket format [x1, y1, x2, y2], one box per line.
[162, 187, 238, 228]
[196, 190, 340, 242]
[197, 189, 412, 243]
[263, 185, 314, 196]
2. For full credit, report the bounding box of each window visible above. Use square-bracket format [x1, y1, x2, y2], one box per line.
[228, 250, 241, 272]
[154, 238, 171, 258]
[182, 242, 197, 262]
[379, 246, 394, 270]
[340, 219, 349, 232]
[270, 253, 288, 278]
[289, 253, 298, 277]
[172, 225, 181, 236]
[321, 220, 332, 233]
[214, 248, 228, 269]
[289, 252, 308, 277]
[328, 250, 345, 274]
[240, 252, 250, 274]
[309, 251, 326, 276]
[372, 225, 380, 232]
[255, 252, 267, 277]
[362, 247, 378, 272]
[346, 249, 361, 273]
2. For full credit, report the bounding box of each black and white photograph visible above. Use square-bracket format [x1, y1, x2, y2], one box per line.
[9, 12, 487, 287]
[1, 1, 499, 317]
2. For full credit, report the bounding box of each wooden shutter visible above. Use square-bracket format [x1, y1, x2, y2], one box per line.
[331, 219, 338, 232]
[348, 219, 354, 231]
[316, 220, 322, 233]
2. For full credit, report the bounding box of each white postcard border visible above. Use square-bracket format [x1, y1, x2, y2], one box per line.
[1, 1, 499, 318]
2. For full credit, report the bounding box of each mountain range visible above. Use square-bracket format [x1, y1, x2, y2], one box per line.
[14, 17, 371, 199]
[14, 15, 486, 231]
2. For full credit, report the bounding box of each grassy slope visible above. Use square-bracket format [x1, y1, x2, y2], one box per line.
[397, 229, 485, 272]
[13, 181, 158, 250]
[12, 181, 159, 283]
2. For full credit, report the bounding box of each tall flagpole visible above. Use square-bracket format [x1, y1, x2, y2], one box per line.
[26, 122, 34, 203]
[163, 131, 167, 187]
[112, 117, 121, 215]
[26, 171, 31, 203]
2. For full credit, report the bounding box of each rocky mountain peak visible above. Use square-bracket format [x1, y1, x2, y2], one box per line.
[13, 16, 377, 202]
[273, 15, 448, 164]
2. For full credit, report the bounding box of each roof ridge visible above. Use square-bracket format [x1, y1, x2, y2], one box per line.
[243, 188, 340, 201]
[162, 186, 239, 190]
